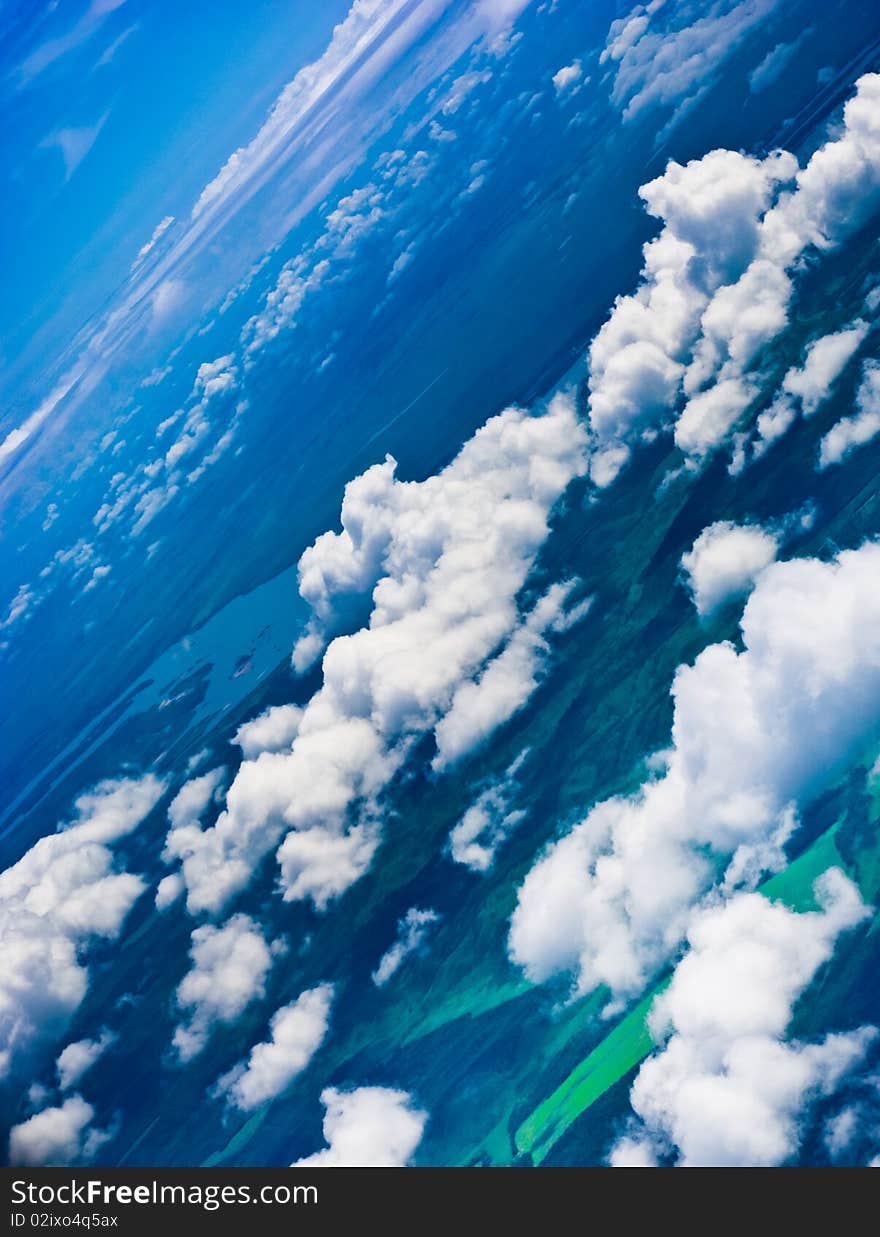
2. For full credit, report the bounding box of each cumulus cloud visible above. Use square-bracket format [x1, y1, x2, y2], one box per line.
[8, 1095, 111, 1167]
[510, 542, 880, 999]
[449, 752, 527, 872]
[234, 705, 303, 758]
[587, 73, 880, 479]
[56, 1031, 116, 1092]
[433, 582, 590, 768]
[217, 984, 333, 1110]
[163, 398, 586, 915]
[0, 776, 162, 1078]
[166, 767, 225, 834]
[586, 146, 795, 482]
[552, 61, 583, 94]
[614, 870, 874, 1166]
[680, 520, 778, 616]
[242, 258, 329, 354]
[111, 355, 242, 539]
[292, 1086, 427, 1167]
[172, 915, 282, 1062]
[781, 322, 869, 416]
[372, 908, 439, 987]
[819, 358, 880, 468]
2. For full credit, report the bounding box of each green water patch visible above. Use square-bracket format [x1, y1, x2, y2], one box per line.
[513, 809, 880, 1165]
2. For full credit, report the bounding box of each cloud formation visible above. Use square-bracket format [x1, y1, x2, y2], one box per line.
[172, 915, 283, 1062]
[292, 1086, 427, 1167]
[56, 1031, 116, 1092]
[448, 753, 527, 872]
[680, 520, 778, 616]
[8, 1095, 111, 1167]
[510, 541, 880, 999]
[587, 73, 880, 480]
[0, 776, 162, 1079]
[164, 398, 586, 915]
[234, 705, 303, 759]
[217, 984, 333, 1110]
[819, 358, 880, 469]
[601, 0, 777, 127]
[612, 870, 873, 1166]
[372, 908, 440, 987]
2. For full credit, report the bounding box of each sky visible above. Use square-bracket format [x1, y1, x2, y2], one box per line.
[2, 0, 880, 1172]
[0, 0, 352, 406]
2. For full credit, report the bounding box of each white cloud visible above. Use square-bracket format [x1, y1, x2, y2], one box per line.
[172, 915, 282, 1062]
[614, 870, 874, 1166]
[133, 215, 174, 268]
[42, 113, 109, 181]
[372, 908, 439, 987]
[217, 984, 333, 1110]
[191, 0, 431, 223]
[689, 73, 880, 460]
[781, 322, 868, 416]
[166, 767, 225, 834]
[154, 872, 184, 911]
[680, 520, 778, 616]
[601, 0, 777, 126]
[449, 753, 527, 872]
[127, 355, 241, 536]
[56, 1031, 115, 1091]
[292, 1086, 427, 1167]
[552, 61, 582, 94]
[748, 32, 810, 94]
[164, 397, 586, 915]
[234, 705, 303, 758]
[0, 776, 162, 1078]
[15, 0, 127, 87]
[586, 146, 795, 483]
[433, 581, 589, 769]
[8, 1095, 111, 1167]
[587, 73, 880, 479]
[242, 258, 329, 355]
[510, 541, 880, 999]
[819, 358, 880, 468]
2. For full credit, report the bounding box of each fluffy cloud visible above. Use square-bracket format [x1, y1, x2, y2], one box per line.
[680, 520, 778, 616]
[8, 1095, 111, 1167]
[172, 915, 282, 1062]
[166, 767, 225, 834]
[292, 1086, 427, 1167]
[819, 358, 880, 469]
[448, 753, 527, 872]
[234, 705, 303, 758]
[242, 258, 329, 355]
[552, 61, 582, 94]
[781, 322, 869, 416]
[614, 870, 874, 1166]
[164, 398, 586, 915]
[586, 146, 794, 482]
[56, 1030, 115, 1092]
[510, 542, 880, 998]
[372, 909, 440, 987]
[588, 73, 880, 479]
[217, 984, 333, 1110]
[433, 582, 589, 769]
[0, 776, 162, 1079]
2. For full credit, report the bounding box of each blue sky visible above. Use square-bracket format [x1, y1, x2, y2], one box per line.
[0, 0, 350, 398]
